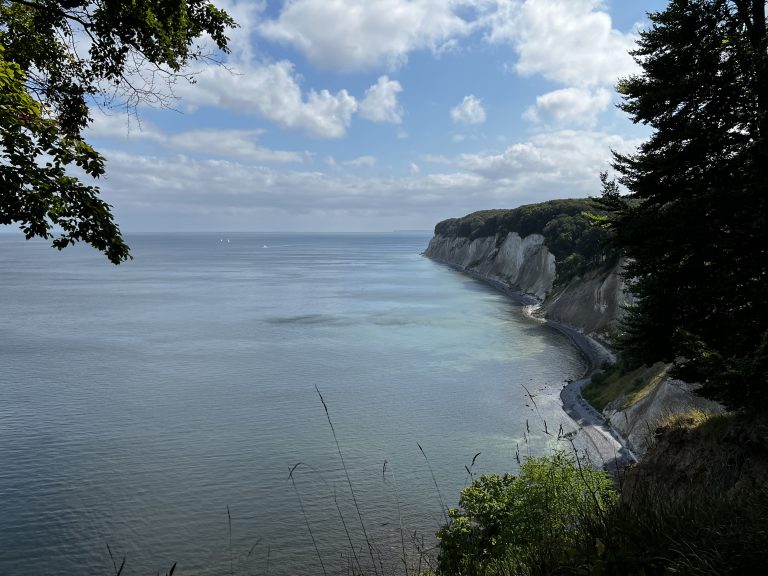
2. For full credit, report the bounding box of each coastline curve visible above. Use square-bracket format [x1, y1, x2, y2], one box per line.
[424, 253, 636, 469]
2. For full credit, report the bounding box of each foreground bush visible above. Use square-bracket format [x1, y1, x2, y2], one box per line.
[432, 414, 768, 576]
[434, 451, 617, 575]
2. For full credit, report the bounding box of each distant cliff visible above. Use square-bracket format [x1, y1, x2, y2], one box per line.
[423, 199, 629, 338]
[423, 200, 728, 459]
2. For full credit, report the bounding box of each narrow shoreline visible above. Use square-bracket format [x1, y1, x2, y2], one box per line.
[543, 319, 637, 468]
[425, 256, 636, 468]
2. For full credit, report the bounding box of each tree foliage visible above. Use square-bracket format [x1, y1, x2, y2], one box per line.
[0, 1, 235, 262]
[597, 0, 768, 408]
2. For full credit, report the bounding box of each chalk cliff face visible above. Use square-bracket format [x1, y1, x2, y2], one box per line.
[540, 263, 631, 335]
[424, 232, 555, 299]
[424, 231, 627, 336]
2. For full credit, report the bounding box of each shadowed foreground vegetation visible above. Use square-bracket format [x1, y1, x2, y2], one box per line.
[431, 451, 617, 576]
[429, 412, 768, 576]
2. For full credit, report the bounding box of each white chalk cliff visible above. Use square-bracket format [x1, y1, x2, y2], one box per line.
[424, 232, 555, 299]
[424, 231, 628, 337]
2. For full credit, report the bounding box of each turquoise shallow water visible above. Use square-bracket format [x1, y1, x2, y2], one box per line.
[0, 233, 585, 575]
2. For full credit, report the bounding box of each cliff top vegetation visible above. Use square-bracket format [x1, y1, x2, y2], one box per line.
[433, 198, 618, 284]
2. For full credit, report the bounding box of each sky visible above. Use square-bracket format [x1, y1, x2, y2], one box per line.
[84, 0, 669, 233]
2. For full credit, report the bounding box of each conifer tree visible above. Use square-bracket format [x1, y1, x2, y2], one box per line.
[599, 0, 768, 408]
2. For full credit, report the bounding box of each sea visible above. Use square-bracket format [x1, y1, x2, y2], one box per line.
[0, 232, 586, 575]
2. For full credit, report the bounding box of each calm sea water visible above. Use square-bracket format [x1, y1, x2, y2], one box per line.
[0, 233, 585, 575]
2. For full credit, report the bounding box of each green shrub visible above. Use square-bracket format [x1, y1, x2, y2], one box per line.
[435, 451, 617, 575]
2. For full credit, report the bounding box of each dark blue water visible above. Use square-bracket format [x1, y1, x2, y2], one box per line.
[0, 233, 584, 575]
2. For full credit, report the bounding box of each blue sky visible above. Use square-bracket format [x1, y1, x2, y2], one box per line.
[84, 0, 669, 232]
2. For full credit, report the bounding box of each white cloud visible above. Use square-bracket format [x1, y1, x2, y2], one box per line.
[523, 87, 612, 127]
[451, 95, 486, 125]
[165, 130, 312, 163]
[87, 112, 162, 140]
[155, 0, 638, 142]
[87, 113, 310, 164]
[100, 150, 491, 224]
[96, 129, 642, 231]
[176, 63, 410, 138]
[359, 76, 404, 124]
[343, 155, 377, 167]
[456, 130, 641, 187]
[176, 61, 358, 138]
[259, 0, 473, 71]
[409, 162, 420, 175]
[485, 0, 638, 87]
